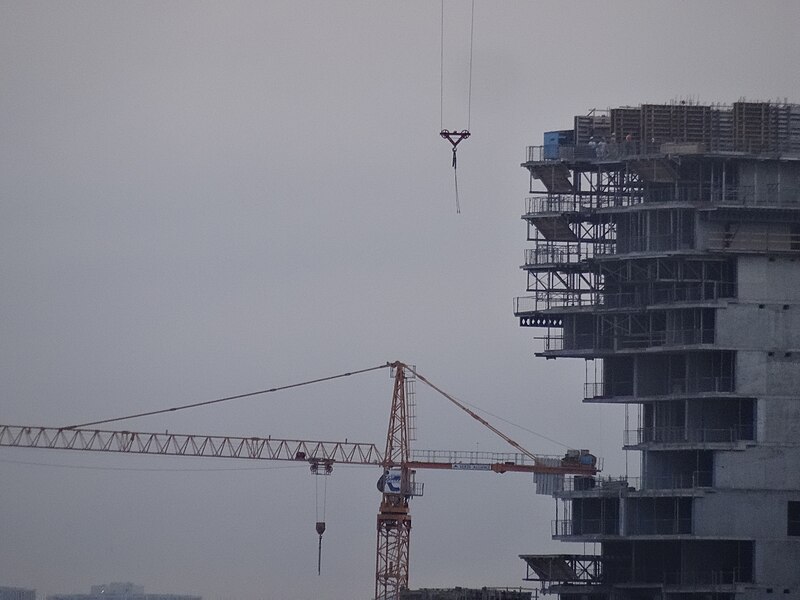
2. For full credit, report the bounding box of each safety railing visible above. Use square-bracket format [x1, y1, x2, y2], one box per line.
[667, 376, 735, 394]
[534, 333, 595, 353]
[537, 328, 714, 353]
[643, 569, 744, 585]
[524, 244, 598, 267]
[514, 291, 598, 314]
[641, 471, 713, 490]
[561, 472, 713, 492]
[527, 142, 664, 163]
[706, 230, 800, 253]
[527, 141, 800, 165]
[617, 328, 715, 349]
[640, 184, 800, 208]
[525, 194, 586, 215]
[585, 376, 734, 400]
[600, 282, 735, 309]
[624, 424, 754, 446]
[584, 381, 634, 399]
[628, 517, 692, 535]
[524, 193, 639, 215]
[410, 449, 548, 466]
[552, 518, 619, 537]
[615, 233, 694, 255]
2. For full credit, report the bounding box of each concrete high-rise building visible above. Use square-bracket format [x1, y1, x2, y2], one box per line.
[514, 101, 800, 600]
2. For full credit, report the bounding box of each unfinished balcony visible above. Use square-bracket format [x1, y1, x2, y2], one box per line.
[538, 308, 718, 359]
[599, 256, 736, 310]
[584, 351, 737, 403]
[600, 539, 753, 588]
[624, 398, 755, 449]
[623, 425, 754, 450]
[552, 497, 620, 540]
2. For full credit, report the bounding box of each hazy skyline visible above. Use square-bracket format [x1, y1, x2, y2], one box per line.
[3, 2, 800, 599]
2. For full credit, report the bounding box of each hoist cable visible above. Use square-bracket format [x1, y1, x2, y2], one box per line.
[440, 0, 476, 129]
[65, 363, 391, 429]
[453, 167, 461, 214]
[467, 0, 475, 129]
[439, 0, 444, 131]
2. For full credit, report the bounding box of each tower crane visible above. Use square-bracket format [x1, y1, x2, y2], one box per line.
[0, 361, 598, 600]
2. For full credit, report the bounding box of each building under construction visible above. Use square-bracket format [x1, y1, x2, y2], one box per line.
[515, 100, 800, 599]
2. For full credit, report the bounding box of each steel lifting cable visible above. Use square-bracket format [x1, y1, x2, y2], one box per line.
[314, 470, 328, 575]
[439, 0, 475, 214]
[64, 363, 391, 429]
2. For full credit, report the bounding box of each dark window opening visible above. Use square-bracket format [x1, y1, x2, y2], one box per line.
[788, 501, 800, 536]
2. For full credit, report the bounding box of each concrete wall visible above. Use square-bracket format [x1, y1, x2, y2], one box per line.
[758, 397, 800, 442]
[715, 447, 800, 490]
[736, 351, 800, 397]
[717, 303, 800, 350]
[738, 256, 800, 303]
[693, 490, 800, 538]
[754, 540, 800, 588]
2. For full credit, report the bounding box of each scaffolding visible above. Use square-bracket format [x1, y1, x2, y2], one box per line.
[516, 100, 800, 599]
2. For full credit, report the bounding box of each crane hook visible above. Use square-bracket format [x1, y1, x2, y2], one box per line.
[315, 521, 326, 576]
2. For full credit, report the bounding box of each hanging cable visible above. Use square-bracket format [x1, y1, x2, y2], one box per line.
[64, 363, 390, 429]
[312, 459, 331, 575]
[467, 0, 475, 130]
[439, 0, 444, 131]
[439, 0, 476, 214]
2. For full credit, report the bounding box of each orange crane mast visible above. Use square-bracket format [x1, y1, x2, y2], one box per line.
[0, 361, 599, 600]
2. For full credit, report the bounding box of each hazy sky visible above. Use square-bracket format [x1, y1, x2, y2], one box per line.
[2, 2, 800, 600]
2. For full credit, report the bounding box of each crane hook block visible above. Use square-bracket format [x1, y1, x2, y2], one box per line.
[315, 521, 326, 576]
[440, 129, 471, 169]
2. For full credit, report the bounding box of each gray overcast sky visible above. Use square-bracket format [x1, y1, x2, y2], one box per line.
[2, 2, 800, 599]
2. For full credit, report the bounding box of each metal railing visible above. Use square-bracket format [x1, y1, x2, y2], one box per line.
[640, 569, 744, 586]
[584, 381, 634, 399]
[598, 282, 735, 309]
[667, 376, 735, 394]
[535, 328, 713, 353]
[617, 328, 715, 349]
[527, 142, 665, 163]
[524, 244, 597, 267]
[410, 449, 548, 466]
[616, 233, 694, 255]
[534, 333, 594, 353]
[628, 517, 692, 535]
[553, 516, 692, 537]
[624, 425, 754, 445]
[552, 518, 619, 537]
[561, 472, 713, 492]
[641, 471, 713, 490]
[527, 141, 800, 164]
[640, 184, 800, 207]
[584, 376, 734, 399]
[706, 230, 800, 253]
[514, 290, 598, 314]
[524, 193, 639, 215]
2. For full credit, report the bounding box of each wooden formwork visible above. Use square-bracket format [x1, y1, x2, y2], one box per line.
[733, 101, 800, 152]
[640, 103, 728, 148]
[610, 107, 641, 141]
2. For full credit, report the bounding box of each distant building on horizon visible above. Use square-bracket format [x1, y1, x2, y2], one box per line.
[0, 586, 36, 600]
[47, 583, 199, 600]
